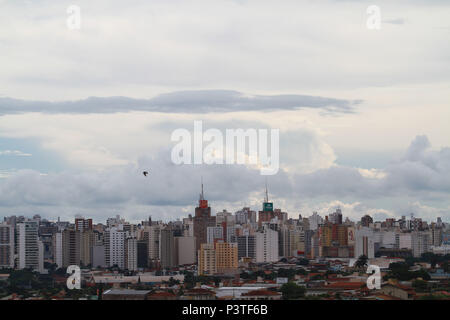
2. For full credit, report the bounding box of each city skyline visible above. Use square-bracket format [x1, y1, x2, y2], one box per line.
[1, 1, 450, 225]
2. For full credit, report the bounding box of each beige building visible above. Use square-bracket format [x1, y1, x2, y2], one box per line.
[198, 241, 238, 275]
[215, 242, 238, 274]
[198, 243, 216, 275]
[80, 230, 94, 267]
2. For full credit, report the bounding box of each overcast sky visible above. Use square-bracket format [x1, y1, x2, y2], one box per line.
[0, 0, 449, 223]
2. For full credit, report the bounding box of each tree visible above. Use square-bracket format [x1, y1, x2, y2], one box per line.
[421, 252, 439, 268]
[355, 255, 368, 271]
[412, 279, 427, 292]
[280, 282, 305, 300]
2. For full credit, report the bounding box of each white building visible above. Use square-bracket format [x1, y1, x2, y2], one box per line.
[106, 227, 126, 269]
[398, 233, 412, 249]
[255, 226, 279, 263]
[412, 231, 430, 258]
[308, 212, 323, 231]
[17, 220, 44, 272]
[53, 232, 63, 268]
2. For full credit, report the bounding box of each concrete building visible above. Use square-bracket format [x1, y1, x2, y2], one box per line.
[354, 227, 375, 259]
[125, 237, 137, 271]
[255, 226, 279, 263]
[398, 233, 412, 250]
[412, 231, 430, 258]
[0, 223, 15, 268]
[215, 241, 238, 274]
[92, 245, 106, 268]
[17, 220, 44, 272]
[194, 184, 216, 252]
[175, 236, 196, 265]
[236, 235, 256, 260]
[160, 229, 176, 269]
[198, 243, 216, 275]
[80, 230, 94, 267]
[137, 240, 148, 268]
[207, 226, 223, 244]
[105, 227, 125, 269]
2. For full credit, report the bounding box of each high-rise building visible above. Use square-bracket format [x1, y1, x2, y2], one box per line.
[215, 241, 238, 274]
[125, 237, 137, 271]
[412, 231, 430, 258]
[193, 182, 216, 252]
[175, 236, 196, 266]
[236, 235, 256, 260]
[146, 223, 162, 262]
[105, 227, 125, 269]
[136, 240, 148, 269]
[17, 220, 44, 272]
[258, 183, 275, 226]
[354, 228, 375, 259]
[198, 243, 216, 275]
[255, 225, 279, 263]
[80, 230, 94, 267]
[160, 228, 176, 269]
[62, 229, 81, 267]
[207, 226, 223, 244]
[308, 212, 324, 231]
[75, 217, 93, 232]
[0, 223, 15, 268]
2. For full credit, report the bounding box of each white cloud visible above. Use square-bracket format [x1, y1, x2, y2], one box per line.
[0, 150, 32, 156]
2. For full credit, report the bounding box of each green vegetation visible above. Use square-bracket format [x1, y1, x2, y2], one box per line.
[354, 255, 368, 271]
[280, 282, 306, 300]
[384, 262, 430, 281]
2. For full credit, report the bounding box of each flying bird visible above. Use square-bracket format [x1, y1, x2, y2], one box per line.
[143, 171, 149, 177]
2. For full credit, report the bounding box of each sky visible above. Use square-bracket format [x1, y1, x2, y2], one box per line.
[0, 0, 449, 223]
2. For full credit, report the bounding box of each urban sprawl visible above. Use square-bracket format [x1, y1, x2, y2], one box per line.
[0, 185, 449, 300]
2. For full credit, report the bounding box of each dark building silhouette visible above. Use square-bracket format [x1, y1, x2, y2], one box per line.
[137, 240, 148, 268]
[193, 182, 216, 252]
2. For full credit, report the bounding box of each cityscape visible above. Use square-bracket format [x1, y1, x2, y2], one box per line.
[1, 0, 450, 312]
[0, 183, 448, 301]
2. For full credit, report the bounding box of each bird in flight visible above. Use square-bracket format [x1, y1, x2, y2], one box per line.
[143, 171, 149, 177]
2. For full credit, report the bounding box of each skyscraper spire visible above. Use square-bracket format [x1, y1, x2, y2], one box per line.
[200, 176, 204, 201]
[264, 178, 269, 203]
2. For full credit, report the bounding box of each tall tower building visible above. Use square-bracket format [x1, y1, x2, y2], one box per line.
[105, 227, 126, 269]
[198, 243, 216, 275]
[125, 237, 137, 271]
[17, 220, 43, 272]
[255, 225, 279, 263]
[215, 241, 238, 274]
[193, 181, 216, 252]
[0, 223, 15, 268]
[258, 181, 275, 225]
[160, 228, 176, 269]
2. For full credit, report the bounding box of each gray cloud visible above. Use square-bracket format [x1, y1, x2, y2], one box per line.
[0, 135, 449, 223]
[0, 90, 361, 115]
[383, 18, 405, 25]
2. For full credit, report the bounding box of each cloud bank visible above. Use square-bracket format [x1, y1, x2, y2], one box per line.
[0, 90, 360, 115]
